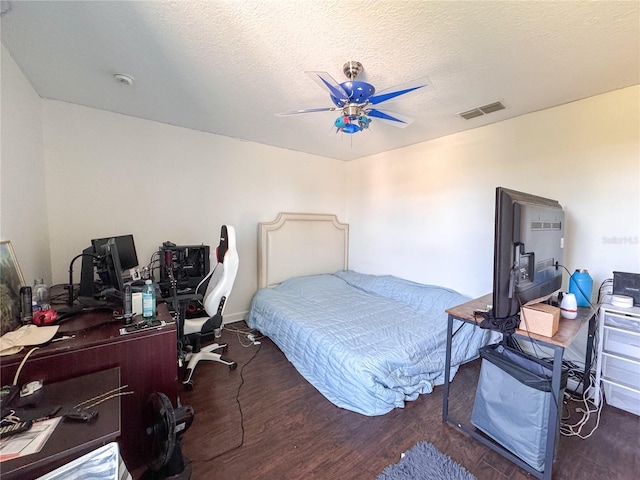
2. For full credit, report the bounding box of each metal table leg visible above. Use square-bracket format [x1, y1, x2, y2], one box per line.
[442, 313, 454, 420]
[542, 343, 565, 480]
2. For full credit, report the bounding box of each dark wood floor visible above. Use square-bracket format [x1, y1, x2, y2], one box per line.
[175, 323, 639, 480]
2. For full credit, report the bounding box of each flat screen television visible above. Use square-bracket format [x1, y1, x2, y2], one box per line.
[491, 187, 565, 321]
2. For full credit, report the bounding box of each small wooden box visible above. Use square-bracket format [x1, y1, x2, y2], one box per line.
[520, 303, 560, 337]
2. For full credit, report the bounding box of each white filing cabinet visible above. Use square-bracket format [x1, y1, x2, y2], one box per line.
[594, 300, 640, 415]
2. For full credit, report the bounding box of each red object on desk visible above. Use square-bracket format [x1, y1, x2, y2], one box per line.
[32, 309, 58, 326]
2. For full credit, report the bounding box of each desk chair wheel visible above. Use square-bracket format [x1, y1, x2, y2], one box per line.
[180, 348, 237, 389]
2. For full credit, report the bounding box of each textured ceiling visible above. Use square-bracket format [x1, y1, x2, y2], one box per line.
[1, 1, 638, 161]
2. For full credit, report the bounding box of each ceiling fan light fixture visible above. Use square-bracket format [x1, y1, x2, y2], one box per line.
[334, 113, 370, 134]
[277, 62, 429, 135]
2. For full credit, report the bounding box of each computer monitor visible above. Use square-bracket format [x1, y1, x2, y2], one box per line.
[98, 238, 125, 293]
[79, 234, 138, 299]
[91, 234, 138, 270]
[491, 187, 565, 321]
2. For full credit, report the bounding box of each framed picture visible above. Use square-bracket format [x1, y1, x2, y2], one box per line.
[1, 240, 26, 335]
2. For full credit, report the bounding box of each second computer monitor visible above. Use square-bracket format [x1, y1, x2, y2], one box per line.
[91, 234, 139, 270]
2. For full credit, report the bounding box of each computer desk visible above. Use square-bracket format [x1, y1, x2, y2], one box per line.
[0, 300, 178, 472]
[1, 367, 121, 479]
[442, 294, 597, 480]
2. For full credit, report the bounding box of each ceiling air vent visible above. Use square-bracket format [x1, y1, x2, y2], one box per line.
[459, 101, 506, 120]
[459, 108, 484, 120]
[479, 101, 505, 114]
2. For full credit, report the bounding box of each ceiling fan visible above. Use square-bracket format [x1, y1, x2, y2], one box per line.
[276, 61, 431, 134]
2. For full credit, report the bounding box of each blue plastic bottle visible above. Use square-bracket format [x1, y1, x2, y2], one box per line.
[142, 279, 156, 320]
[569, 269, 593, 308]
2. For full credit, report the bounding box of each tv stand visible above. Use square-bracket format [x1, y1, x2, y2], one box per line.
[442, 294, 597, 480]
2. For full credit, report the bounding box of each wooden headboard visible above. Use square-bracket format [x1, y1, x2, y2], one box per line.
[258, 213, 349, 289]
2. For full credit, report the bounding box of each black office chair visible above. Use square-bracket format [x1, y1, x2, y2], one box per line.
[169, 226, 239, 389]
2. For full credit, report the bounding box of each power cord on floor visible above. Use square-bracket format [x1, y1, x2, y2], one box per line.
[189, 340, 262, 465]
[560, 371, 603, 439]
[222, 325, 264, 347]
[557, 319, 602, 439]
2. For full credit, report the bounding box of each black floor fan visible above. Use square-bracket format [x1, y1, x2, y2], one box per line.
[142, 392, 194, 480]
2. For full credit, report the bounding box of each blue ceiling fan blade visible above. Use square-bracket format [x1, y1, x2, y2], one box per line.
[367, 109, 414, 128]
[369, 77, 432, 105]
[306, 71, 350, 102]
[275, 107, 338, 116]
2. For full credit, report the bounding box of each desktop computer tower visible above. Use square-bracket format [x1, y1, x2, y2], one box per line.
[158, 244, 210, 297]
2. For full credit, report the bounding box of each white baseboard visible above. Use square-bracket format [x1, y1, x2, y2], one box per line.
[222, 310, 248, 325]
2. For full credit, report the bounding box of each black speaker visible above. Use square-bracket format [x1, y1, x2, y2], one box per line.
[613, 271, 640, 306]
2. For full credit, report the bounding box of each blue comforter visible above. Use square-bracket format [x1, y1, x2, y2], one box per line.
[246, 270, 490, 416]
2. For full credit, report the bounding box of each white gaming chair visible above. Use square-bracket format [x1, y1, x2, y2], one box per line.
[180, 225, 238, 388]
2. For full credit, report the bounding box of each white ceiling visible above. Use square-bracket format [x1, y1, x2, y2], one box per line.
[1, 1, 638, 161]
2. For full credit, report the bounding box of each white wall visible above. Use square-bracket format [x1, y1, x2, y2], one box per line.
[347, 86, 639, 296]
[347, 85, 639, 360]
[41, 101, 346, 319]
[0, 45, 51, 285]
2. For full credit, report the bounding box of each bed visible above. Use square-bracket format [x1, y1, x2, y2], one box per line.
[246, 213, 491, 416]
